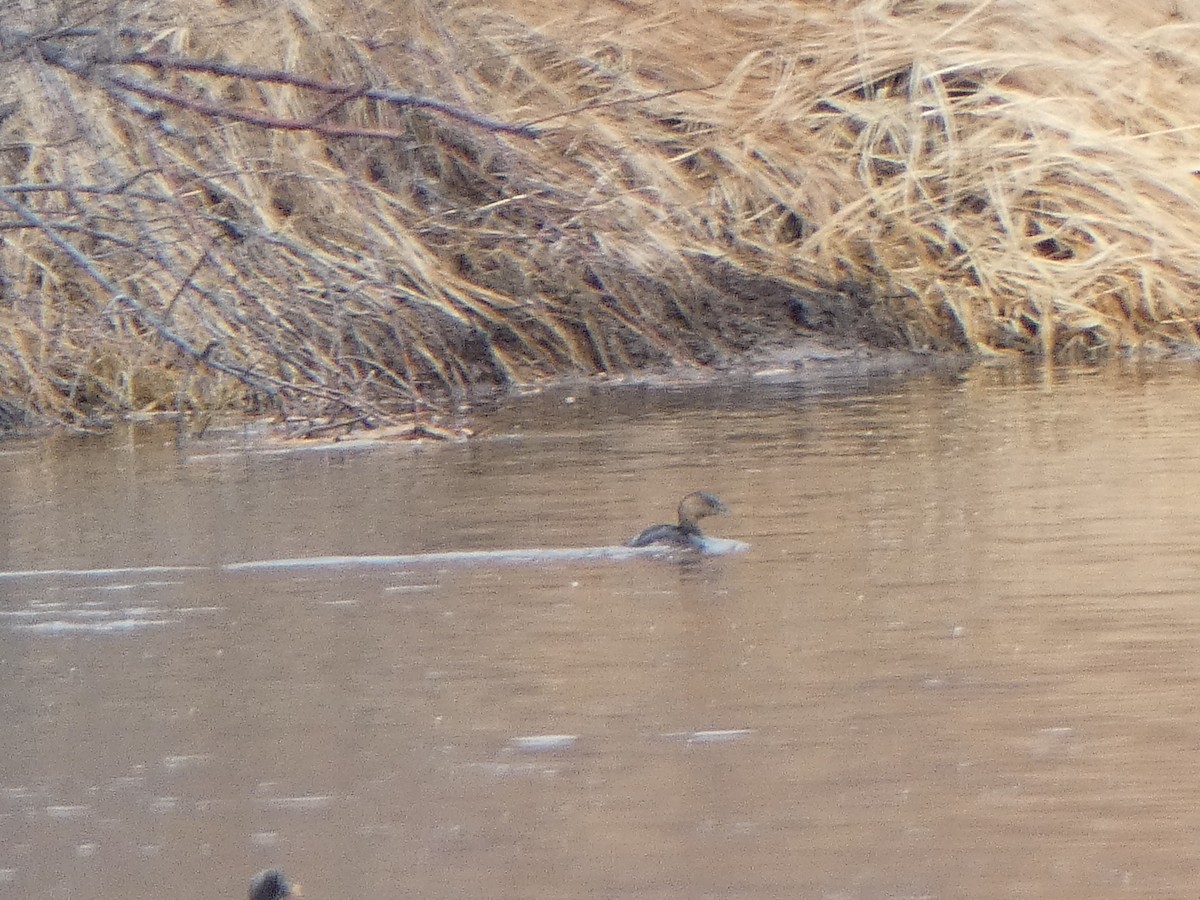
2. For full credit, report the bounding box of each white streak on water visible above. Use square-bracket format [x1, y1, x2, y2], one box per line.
[0, 539, 748, 597]
[12, 618, 176, 634]
[0, 565, 205, 581]
[510, 734, 579, 753]
[224, 539, 750, 572]
[660, 729, 755, 745]
[262, 795, 336, 811]
[46, 805, 91, 819]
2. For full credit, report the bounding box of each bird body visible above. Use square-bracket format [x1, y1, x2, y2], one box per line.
[249, 870, 295, 900]
[628, 491, 728, 548]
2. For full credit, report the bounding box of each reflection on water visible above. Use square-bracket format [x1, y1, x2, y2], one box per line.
[6, 363, 1200, 899]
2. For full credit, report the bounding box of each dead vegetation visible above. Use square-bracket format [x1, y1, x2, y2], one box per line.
[2, 0, 1200, 434]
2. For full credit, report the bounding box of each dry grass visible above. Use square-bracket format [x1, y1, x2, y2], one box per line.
[2, 0, 1200, 432]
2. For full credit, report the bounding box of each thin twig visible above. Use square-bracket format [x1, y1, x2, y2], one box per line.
[118, 52, 541, 138]
[520, 82, 723, 127]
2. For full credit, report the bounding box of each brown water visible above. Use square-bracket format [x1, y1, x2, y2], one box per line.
[5, 362, 1200, 900]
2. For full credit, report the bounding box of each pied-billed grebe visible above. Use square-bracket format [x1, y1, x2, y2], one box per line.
[249, 870, 296, 900]
[628, 491, 729, 548]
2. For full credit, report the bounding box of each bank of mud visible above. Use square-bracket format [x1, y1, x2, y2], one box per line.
[2, 1, 1199, 436]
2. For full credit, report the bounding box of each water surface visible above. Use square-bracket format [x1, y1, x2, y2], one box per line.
[4, 363, 1200, 900]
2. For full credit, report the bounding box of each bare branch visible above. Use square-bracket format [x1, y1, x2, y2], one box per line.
[32, 38, 540, 140]
[122, 53, 542, 138]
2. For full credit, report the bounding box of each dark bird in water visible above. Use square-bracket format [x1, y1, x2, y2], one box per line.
[249, 870, 297, 900]
[628, 491, 729, 549]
